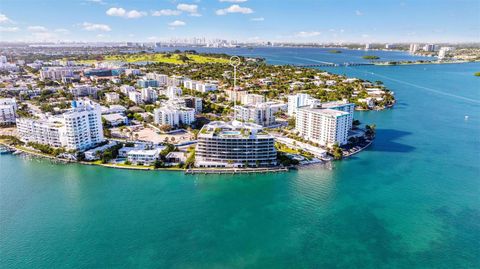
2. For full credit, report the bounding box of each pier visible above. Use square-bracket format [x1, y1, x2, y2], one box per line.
[185, 167, 289, 175]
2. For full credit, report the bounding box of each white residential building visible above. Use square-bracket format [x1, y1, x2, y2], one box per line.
[127, 149, 161, 166]
[241, 93, 265, 105]
[40, 67, 74, 81]
[409, 44, 419, 54]
[153, 106, 195, 127]
[234, 102, 286, 127]
[16, 100, 104, 150]
[104, 92, 120, 103]
[0, 98, 17, 125]
[129, 91, 142, 104]
[120, 85, 136, 95]
[195, 121, 277, 168]
[287, 93, 317, 116]
[184, 80, 217, 93]
[166, 86, 182, 99]
[141, 87, 158, 103]
[70, 85, 99, 98]
[296, 103, 352, 147]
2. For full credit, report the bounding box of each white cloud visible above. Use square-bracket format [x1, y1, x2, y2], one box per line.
[0, 13, 11, 24]
[251, 17, 264, 21]
[0, 26, 19, 32]
[216, 4, 253, 15]
[219, 0, 247, 2]
[27, 26, 48, 32]
[168, 20, 186, 27]
[355, 10, 363, 16]
[86, 0, 105, 4]
[82, 22, 111, 31]
[54, 28, 70, 34]
[296, 31, 321, 38]
[106, 7, 146, 18]
[177, 4, 198, 13]
[152, 9, 181, 16]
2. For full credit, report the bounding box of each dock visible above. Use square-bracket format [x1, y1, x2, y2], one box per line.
[185, 167, 289, 175]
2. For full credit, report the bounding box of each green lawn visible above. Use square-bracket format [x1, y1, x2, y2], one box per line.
[104, 53, 230, 64]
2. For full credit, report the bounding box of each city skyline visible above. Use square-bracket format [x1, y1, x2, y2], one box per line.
[0, 0, 479, 43]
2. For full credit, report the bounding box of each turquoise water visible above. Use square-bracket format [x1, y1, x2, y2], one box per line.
[1, 51, 480, 268]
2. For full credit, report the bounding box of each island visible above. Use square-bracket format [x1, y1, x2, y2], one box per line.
[0, 48, 390, 173]
[362, 55, 380, 60]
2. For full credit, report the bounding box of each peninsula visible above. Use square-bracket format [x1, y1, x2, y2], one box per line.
[0, 49, 387, 172]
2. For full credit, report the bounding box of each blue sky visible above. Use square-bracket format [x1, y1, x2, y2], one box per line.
[0, 0, 478, 43]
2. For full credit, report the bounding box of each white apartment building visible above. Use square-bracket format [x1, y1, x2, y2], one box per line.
[409, 44, 419, 54]
[296, 103, 351, 147]
[70, 85, 99, 98]
[320, 100, 355, 130]
[129, 91, 142, 104]
[16, 100, 104, 150]
[141, 87, 158, 103]
[166, 86, 182, 99]
[184, 80, 218, 93]
[241, 93, 265, 105]
[104, 92, 120, 103]
[234, 102, 286, 127]
[0, 98, 17, 125]
[287, 93, 317, 116]
[40, 67, 73, 81]
[146, 73, 168, 85]
[120, 85, 136, 95]
[153, 106, 195, 127]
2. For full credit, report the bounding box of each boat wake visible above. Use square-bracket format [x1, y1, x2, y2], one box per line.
[347, 67, 480, 105]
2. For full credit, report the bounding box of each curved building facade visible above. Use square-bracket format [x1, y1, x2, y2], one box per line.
[195, 121, 277, 168]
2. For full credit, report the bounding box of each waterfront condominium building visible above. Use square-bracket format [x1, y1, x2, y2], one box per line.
[16, 100, 104, 151]
[319, 100, 355, 130]
[296, 103, 351, 147]
[195, 121, 277, 168]
[0, 98, 17, 125]
[287, 93, 318, 116]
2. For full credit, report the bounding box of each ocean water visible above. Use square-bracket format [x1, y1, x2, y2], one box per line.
[1, 50, 479, 268]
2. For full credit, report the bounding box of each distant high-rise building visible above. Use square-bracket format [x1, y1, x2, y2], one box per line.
[409, 44, 419, 54]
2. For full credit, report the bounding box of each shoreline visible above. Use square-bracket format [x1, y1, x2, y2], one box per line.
[1, 135, 374, 173]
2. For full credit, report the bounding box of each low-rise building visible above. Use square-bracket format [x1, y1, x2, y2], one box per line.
[102, 113, 128, 126]
[104, 92, 120, 103]
[127, 149, 161, 166]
